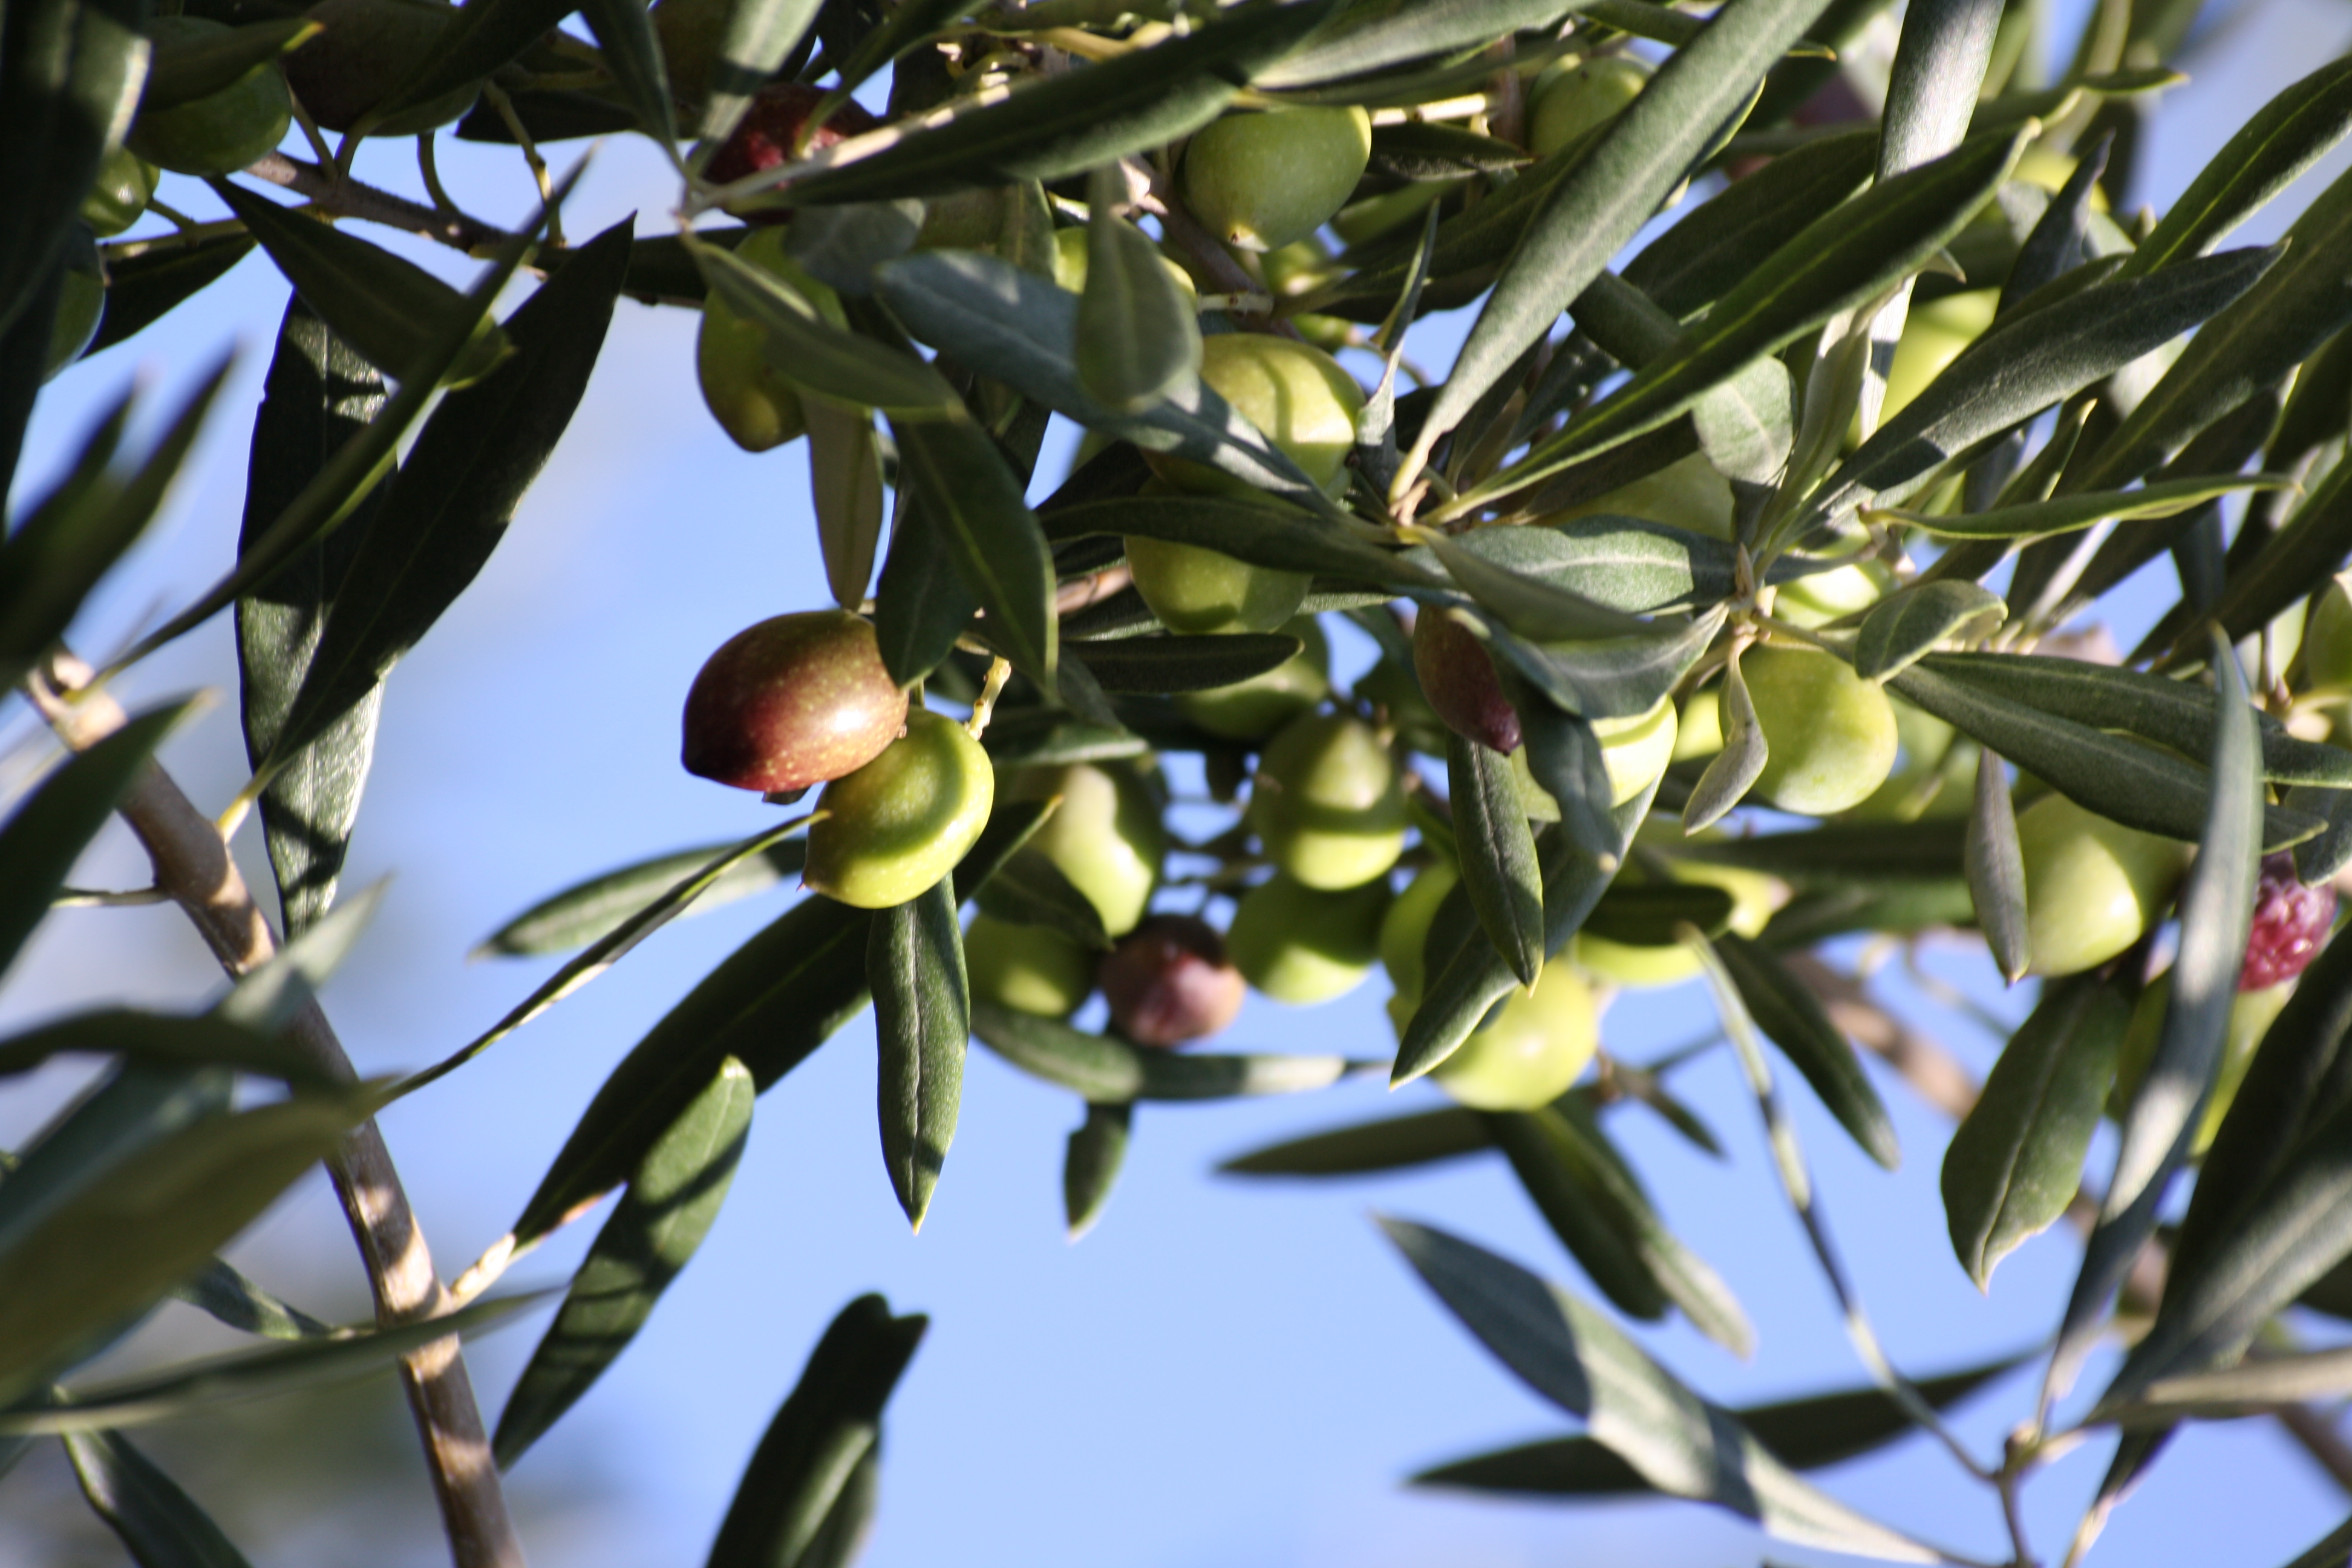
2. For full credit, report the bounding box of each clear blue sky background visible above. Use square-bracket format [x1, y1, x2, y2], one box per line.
[8, 3, 2352, 1563]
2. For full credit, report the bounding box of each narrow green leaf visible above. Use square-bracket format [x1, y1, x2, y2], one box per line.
[1682, 651, 1767, 832]
[1622, 129, 1879, 319]
[694, 237, 960, 416]
[1448, 733, 1545, 988]
[1077, 166, 1201, 413]
[874, 483, 980, 687]
[1487, 1107, 1670, 1323]
[1853, 581, 2005, 680]
[0, 0, 145, 339]
[1581, 881, 1737, 947]
[889, 409, 1058, 681]
[0, 1293, 543, 1435]
[1489, 605, 1726, 724]
[2102, 1341, 2352, 1425]
[1869, 471, 2296, 539]
[171, 1257, 332, 1341]
[1414, 1354, 2023, 1494]
[1217, 1107, 1491, 1177]
[0, 1011, 324, 1088]
[2056, 628, 2262, 1400]
[693, 0, 826, 142]
[769, 0, 1334, 204]
[0, 1090, 373, 1409]
[1380, 1218, 1939, 1562]
[208, 181, 509, 389]
[1047, 492, 1429, 590]
[367, 0, 572, 123]
[0, 701, 191, 985]
[705, 1294, 926, 1568]
[1255, 0, 1572, 88]
[806, 400, 886, 609]
[260, 220, 631, 780]
[1400, 517, 1744, 616]
[477, 838, 808, 958]
[2273, 1515, 2352, 1568]
[1964, 746, 2029, 983]
[870, 878, 969, 1230]
[0, 1067, 230, 1266]
[1422, 531, 1652, 642]
[578, 0, 679, 152]
[2127, 56, 2352, 278]
[1402, 0, 1840, 491]
[1063, 1100, 1131, 1241]
[825, 0, 970, 99]
[970, 1002, 1371, 1102]
[494, 1059, 754, 1468]
[1942, 974, 2128, 1288]
[142, 16, 313, 108]
[66, 1426, 259, 1568]
[2199, 457, 2352, 658]
[1712, 933, 1898, 1169]
[972, 849, 1111, 951]
[87, 233, 257, 358]
[2290, 785, 2352, 887]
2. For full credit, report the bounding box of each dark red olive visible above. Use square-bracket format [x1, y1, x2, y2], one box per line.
[704, 83, 884, 220]
[1412, 609, 1520, 754]
[682, 610, 907, 794]
[1099, 915, 1244, 1047]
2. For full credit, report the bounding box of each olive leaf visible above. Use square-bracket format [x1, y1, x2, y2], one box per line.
[970, 1003, 1373, 1102]
[1864, 471, 2296, 539]
[1063, 1101, 1131, 1242]
[1218, 1107, 1491, 1177]
[869, 877, 970, 1230]
[475, 837, 808, 958]
[1683, 653, 1767, 833]
[87, 232, 258, 358]
[1964, 746, 2030, 983]
[1852, 581, 2005, 681]
[806, 400, 886, 609]
[0, 0, 145, 341]
[1448, 733, 1545, 988]
[1711, 933, 1900, 1171]
[1076, 165, 1201, 414]
[142, 16, 314, 108]
[2124, 54, 2352, 278]
[65, 1426, 261, 1568]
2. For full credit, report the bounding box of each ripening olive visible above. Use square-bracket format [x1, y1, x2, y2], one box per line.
[79, 145, 155, 237]
[1430, 962, 1599, 1110]
[965, 915, 1094, 1018]
[696, 228, 844, 452]
[287, 0, 477, 134]
[1250, 713, 1408, 890]
[682, 610, 908, 793]
[803, 710, 994, 910]
[1100, 914, 1245, 1046]
[1742, 644, 1900, 816]
[127, 17, 292, 177]
[1003, 763, 1165, 938]
[1176, 616, 1331, 739]
[1228, 872, 1390, 1004]
[1414, 609, 1521, 754]
[1527, 55, 1650, 160]
[705, 84, 883, 215]
[1508, 695, 1681, 816]
[1182, 105, 1372, 253]
[2302, 574, 2352, 689]
[2015, 792, 2190, 977]
[1543, 449, 1736, 540]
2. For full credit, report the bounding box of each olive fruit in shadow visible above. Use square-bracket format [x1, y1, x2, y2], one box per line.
[697, 228, 843, 452]
[80, 145, 155, 237]
[1249, 713, 1408, 890]
[1508, 694, 1681, 815]
[2114, 971, 2295, 1155]
[1430, 964, 1599, 1111]
[1413, 609, 1520, 753]
[128, 17, 293, 175]
[803, 710, 994, 910]
[1176, 616, 1330, 740]
[287, 0, 475, 134]
[1051, 226, 1199, 305]
[1228, 872, 1390, 1004]
[1100, 914, 1245, 1046]
[682, 610, 907, 793]
[965, 915, 1094, 1019]
[1125, 533, 1311, 636]
[1880, 290, 1997, 425]
[1742, 644, 1899, 816]
[1180, 106, 1371, 253]
[1004, 763, 1165, 938]
[1527, 55, 1649, 159]
[2015, 792, 2189, 977]
[45, 229, 104, 382]
[1575, 858, 1785, 989]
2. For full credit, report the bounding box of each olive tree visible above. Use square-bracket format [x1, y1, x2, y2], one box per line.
[8, 0, 2352, 1563]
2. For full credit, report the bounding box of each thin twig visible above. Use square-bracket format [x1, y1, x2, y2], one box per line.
[28, 650, 523, 1568]
[2278, 1402, 2352, 1496]
[243, 150, 517, 254]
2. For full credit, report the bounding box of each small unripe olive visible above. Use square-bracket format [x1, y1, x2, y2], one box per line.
[1880, 290, 1998, 425]
[1575, 857, 1785, 988]
[1673, 685, 1723, 761]
[803, 710, 995, 910]
[1176, 616, 1330, 739]
[2114, 973, 2293, 1155]
[45, 230, 104, 382]
[1543, 450, 1735, 540]
[1429, 962, 1599, 1110]
[1004, 763, 1164, 938]
[1249, 713, 1408, 890]
[1125, 534, 1310, 636]
[1227, 872, 1390, 1004]
[1380, 860, 1459, 1017]
[288, 0, 475, 134]
[2302, 575, 2352, 689]
[1050, 226, 1200, 305]
[682, 610, 908, 793]
[1149, 333, 1365, 496]
[79, 145, 155, 237]
[1527, 55, 1650, 160]
[1774, 557, 1894, 629]
[1100, 914, 1245, 1046]
[127, 18, 293, 176]
[1181, 105, 1372, 253]
[1329, 178, 1454, 247]
[1742, 644, 1900, 816]
[2015, 792, 2189, 977]
[696, 229, 841, 452]
[1508, 694, 1681, 816]
[1413, 609, 1520, 754]
[965, 915, 1093, 1018]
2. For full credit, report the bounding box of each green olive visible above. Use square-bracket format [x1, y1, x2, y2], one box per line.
[964, 915, 1094, 1018]
[2302, 574, 2352, 689]
[1543, 449, 1736, 540]
[697, 229, 843, 452]
[289, 0, 477, 134]
[1574, 857, 1785, 989]
[1175, 615, 1330, 739]
[1228, 871, 1390, 1004]
[1429, 962, 1599, 1110]
[1527, 55, 1650, 160]
[1260, 236, 1340, 301]
[1250, 712, 1407, 890]
[127, 18, 293, 177]
[1508, 694, 1681, 817]
[79, 145, 155, 237]
[1742, 644, 1900, 817]
[1004, 762, 1165, 938]
[1673, 685, 1722, 762]
[1329, 178, 1455, 247]
[1774, 556, 1895, 629]
[1149, 333, 1365, 496]
[2112, 974, 2292, 1154]
[1880, 290, 1998, 425]
[2016, 792, 2189, 977]
[803, 710, 995, 910]
[44, 229, 105, 382]
[1125, 534, 1311, 636]
[1380, 860, 1459, 1016]
[1181, 105, 1372, 253]
[1050, 226, 1200, 305]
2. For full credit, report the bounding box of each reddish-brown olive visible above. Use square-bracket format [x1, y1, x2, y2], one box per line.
[704, 84, 883, 219]
[1099, 914, 1245, 1047]
[682, 610, 907, 793]
[1412, 609, 1520, 753]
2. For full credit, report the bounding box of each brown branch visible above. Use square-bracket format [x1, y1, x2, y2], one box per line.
[243, 151, 518, 255]
[29, 651, 523, 1568]
[2278, 1402, 2352, 1497]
